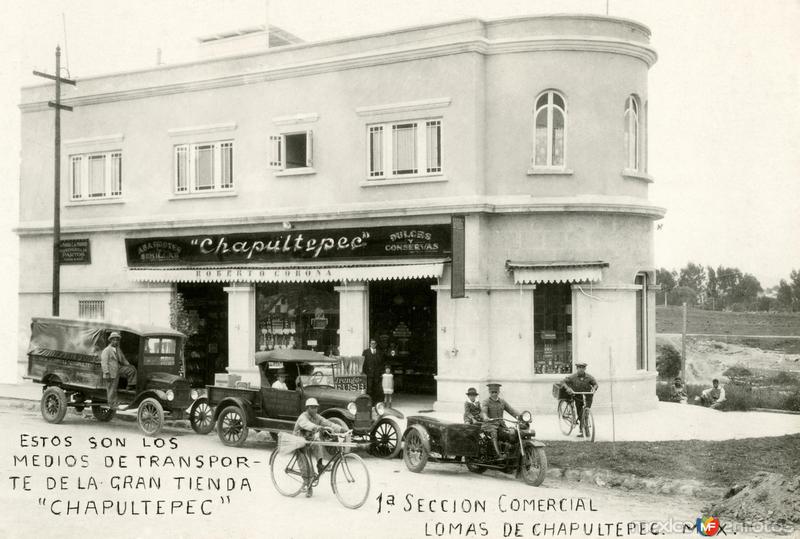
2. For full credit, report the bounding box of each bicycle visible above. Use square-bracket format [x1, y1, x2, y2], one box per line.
[557, 390, 596, 442]
[269, 429, 371, 509]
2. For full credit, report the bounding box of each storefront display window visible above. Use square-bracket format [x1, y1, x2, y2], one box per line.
[534, 283, 573, 374]
[255, 283, 339, 354]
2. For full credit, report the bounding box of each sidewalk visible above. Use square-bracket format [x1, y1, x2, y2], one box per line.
[3, 382, 799, 442]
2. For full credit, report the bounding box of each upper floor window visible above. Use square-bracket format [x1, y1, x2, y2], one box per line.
[533, 90, 566, 169]
[78, 300, 104, 320]
[624, 95, 640, 170]
[69, 151, 122, 201]
[174, 141, 234, 193]
[367, 119, 442, 179]
[269, 130, 314, 172]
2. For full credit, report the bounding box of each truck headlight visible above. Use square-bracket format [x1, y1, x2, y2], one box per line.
[190, 389, 199, 400]
[166, 390, 175, 401]
[375, 402, 385, 415]
[347, 402, 357, 415]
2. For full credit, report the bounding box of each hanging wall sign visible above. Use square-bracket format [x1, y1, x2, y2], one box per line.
[59, 239, 91, 265]
[125, 224, 451, 266]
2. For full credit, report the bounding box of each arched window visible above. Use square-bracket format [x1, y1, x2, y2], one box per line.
[533, 90, 566, 168]
[624, 95, 640, 170]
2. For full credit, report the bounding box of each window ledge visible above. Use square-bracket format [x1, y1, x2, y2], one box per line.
[359, 175, 447, 188]
[274, 168, 317, 177]
[66, 198, 124, 207]
[168, 190, 238, 201]
[622, 169, 654, 183]
[527, 167, 574, 176]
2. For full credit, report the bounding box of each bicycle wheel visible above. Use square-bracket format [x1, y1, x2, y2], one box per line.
[557, 400, 575, 435]
[582, 409, 595, 442]
[269, 449, 307, 497]
[331, 453, 370, 509]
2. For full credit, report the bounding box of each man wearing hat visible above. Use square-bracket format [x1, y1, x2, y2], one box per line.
[100, 331, 137, 409]
[560, 361, 598, 437]
[463, 387, 481, 424]
[293, 397, 347, 497]
[271, 369, 289, 390]
[480, 383, 521, 456]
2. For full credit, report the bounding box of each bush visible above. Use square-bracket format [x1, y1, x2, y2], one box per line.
[723, 365, 753, 379]
[656, 343, 681, 380]
[767, 371, 799, 386]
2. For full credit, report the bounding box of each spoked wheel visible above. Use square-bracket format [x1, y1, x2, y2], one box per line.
[369, 417, 401, 459]
[402, 427, 429, 473]
[520, 441, 547, 486]
[269, 449, 307, 497]
[582, 409, 595, 442]
[92, 405, 116, 422]
[331, 453, 370, 509]
[41, 387, 68, 424]
[217, 406, 249, 446]
[137, 397, 164, 436]
[557, 400, 575, 435]
[189, 398, 214, 434]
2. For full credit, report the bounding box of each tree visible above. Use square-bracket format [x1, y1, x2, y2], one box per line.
[715, 265, 743, 310]
[777, 279, 795, 311]
[670, 286, 698, 306]
[791, 269, 800, 309]
[706, 267, 719, 309]
[731, 273, 762, 308]
[678, 262, 706, 302]
[656, 267, 677, 305]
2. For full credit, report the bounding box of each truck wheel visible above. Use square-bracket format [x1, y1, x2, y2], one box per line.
[189, 397, 215, 434]
[217, 406, 249, 447]
[137, 397, 164, 437]
[41, 387, 68, 424]
[402, 426, 429, 473]
[92, 405, 116, 422]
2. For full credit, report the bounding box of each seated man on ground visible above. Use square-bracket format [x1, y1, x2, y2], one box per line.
[669, 377, 688, 404]
[696, 378, 726, 409]
[293, 397, 347, 497]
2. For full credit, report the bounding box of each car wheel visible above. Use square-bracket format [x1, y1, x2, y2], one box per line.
[402, 426, 429, 473]
[369, 417, 401, 459]
[137, 397, 164, 437]
[217, 406, 249, 447]
[189, 398, 215, 435]
[92, 405, 116, 422]
[41, 387, 68, 424]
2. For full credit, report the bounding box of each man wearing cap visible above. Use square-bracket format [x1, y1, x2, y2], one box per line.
[463, 387, 481, 424]
[293, 397, 347, 497]
[560, 362, 598, 437]
[271, 370, 288, 390]
[480, 383, 520, 456]
[100, 331, 137, 409]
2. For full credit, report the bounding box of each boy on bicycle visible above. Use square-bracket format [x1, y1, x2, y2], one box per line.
[560, 361, 598, 437]
[293, 397, 347, 497]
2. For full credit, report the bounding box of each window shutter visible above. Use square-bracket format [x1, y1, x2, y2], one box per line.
[269, 135, 283, 169]
[305, 130, 313, 168]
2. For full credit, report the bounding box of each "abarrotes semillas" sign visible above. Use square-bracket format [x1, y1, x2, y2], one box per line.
[125, 225, 451, 266]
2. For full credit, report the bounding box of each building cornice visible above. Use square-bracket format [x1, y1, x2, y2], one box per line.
[19, 36, 656, 113]
[16, 195, 666, 236]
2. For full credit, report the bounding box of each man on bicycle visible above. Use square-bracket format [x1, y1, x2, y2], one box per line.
[293, 397, 347, 497]
[480, 383, 521, 456]
[560, 361, 598, 437]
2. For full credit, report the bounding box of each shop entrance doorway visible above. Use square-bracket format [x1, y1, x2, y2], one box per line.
[176, 283, 228, 388]
[369, 278, 437, 395]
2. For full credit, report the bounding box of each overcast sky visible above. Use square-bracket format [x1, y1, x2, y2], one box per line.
[0, 0, 798, 332]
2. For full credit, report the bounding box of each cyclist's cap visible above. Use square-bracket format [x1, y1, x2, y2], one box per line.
[575, 361, 587, 367]
[486, 383, 502, 391]
[108, 332, 121, 340]
[466, 387, 478, 396]
[305, 398, 319, 407]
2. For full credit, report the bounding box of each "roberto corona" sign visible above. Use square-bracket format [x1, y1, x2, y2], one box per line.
[126, 225, 451, 266]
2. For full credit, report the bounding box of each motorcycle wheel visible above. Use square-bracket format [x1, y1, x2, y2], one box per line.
[519, 441, 547, 486]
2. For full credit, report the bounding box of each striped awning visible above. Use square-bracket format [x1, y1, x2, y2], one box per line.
[506, 260, 607, 284]
[128, 259, 447, 284]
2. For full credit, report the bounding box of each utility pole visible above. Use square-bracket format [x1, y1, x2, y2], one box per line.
[681, 302, 688, 381]
[33, 46, 76, 316]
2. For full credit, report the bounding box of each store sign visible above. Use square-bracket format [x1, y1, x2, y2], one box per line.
[126, 225, 451, 266]
[59, 239, 91, 265]
[311, 317, 328, 329]
[334, 375, 366, 392]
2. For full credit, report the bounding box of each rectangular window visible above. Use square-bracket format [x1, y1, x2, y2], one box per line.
[69, 151, 123, 201]
[173, 141, 234, 193]
[367, 118, 443, 179]
[269, 131, 313, 171]
[78, 300, 104, 320]
[533, 283, 573, 374]
[635, 274, 648, 370]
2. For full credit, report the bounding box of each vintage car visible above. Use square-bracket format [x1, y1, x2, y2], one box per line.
[401, 412, 547, 486]
[26, 317, 199, 436]
[196, 348, 403, 458]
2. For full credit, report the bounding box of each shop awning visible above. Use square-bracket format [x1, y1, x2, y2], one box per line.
[505, 260, 608, 284]
[127, 259, 447, 284]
